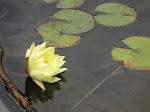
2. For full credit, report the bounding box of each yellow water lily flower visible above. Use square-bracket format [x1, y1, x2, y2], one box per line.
[25, 42, 67, 90]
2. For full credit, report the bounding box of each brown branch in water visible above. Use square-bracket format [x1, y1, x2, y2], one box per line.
[0, 48, 34, 112]
[74, 66, 126, 108]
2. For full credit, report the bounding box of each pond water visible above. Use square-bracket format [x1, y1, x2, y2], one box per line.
[0, 0, 150, 112]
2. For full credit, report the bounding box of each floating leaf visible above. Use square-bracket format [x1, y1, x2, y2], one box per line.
[111, 36, 150, 70]
[95, 3, 137, 26]
[57, 0, 85, 9]
[37, 22, 82, 48]
[43, 0, 57, 3]
[52, 9, 94, 34]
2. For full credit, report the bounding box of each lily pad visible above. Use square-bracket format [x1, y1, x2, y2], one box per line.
[37, 22, 82, 48]
[43, 0, 57, 3]
[111, 36, 150, 70]
[52, 9, 94, 34]
[95, 3, 137, 26]
[57, 0, 85, 9]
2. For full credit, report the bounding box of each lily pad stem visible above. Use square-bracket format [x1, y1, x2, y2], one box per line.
[74, 66, 124, 108]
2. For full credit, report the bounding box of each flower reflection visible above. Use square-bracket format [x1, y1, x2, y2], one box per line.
[25, 74, 67, 103]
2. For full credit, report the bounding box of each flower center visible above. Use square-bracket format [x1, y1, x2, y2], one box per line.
[44, 60, 48, 64]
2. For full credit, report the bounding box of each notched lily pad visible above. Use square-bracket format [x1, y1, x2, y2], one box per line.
[111, 36, 150, 70]
[95, 3, 137, 26]
[57, 0, 85, 9]
[37, 22, 82, 48]
[52, 9, 94, 34]
[43, 0, 57, 3]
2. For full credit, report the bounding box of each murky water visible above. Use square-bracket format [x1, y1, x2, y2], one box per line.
[0, 0, 150, 112]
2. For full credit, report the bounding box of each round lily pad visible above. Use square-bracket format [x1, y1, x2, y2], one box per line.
[111, 36, 150, 70]
[52, 9, 94, 34]
[95, 3, 137, 26]
[57, 0, 85, 9]
[37, 22, 82, 48]
[43, 0, 57, 3]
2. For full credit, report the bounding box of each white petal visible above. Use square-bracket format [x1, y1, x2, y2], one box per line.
[47, 77, 61, 83]
[33, 79, 45, 90]
[53, 68, 67, 76]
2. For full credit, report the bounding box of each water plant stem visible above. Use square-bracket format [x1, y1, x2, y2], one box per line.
[0, 48, 34, 112]
[74, 66, 124, 108]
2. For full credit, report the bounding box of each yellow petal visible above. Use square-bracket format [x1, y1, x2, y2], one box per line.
[47, 77, 61, 83]
[47, 55, 59, 67]
[40, 47, 55, 57]
[30, 70, 54, 81]
[36, 58, 44, 64]
[33, 42, 46, 54]
[52, 61, 66, 71]
[33, 79, 45, 90]
[30, 70, 43, 79]
[35, 63, 49, 72]
[29, 56, 35, 73]
[35, 51, 44, 59]
[30, 42, 35, 56]
[25, 49, 30, 58]
[45, 47, 55, 54]
[57, 56, 65, 62]
[53, 68, 67, 76]
[57, 61, 66, 68]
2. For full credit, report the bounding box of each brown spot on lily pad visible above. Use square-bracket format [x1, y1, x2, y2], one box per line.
[43, 0, 57, 3]
[52, 9, 94, 34]
[37, 22, 82, 48]
[94, 3, 137, 26]
[111, 36, 150, 70]
[57, 0, 85, 9]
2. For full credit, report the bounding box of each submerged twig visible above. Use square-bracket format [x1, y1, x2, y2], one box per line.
[0, 48, 34, 112]
[74, 66, 125, 108]
[0, 9, 8, 19]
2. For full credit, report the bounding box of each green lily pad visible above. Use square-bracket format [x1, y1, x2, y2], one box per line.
[52, 9, 94, 34]
[57, 0, 85, 9]
[37, 22, 82, 48]
[43, 0, 57, 3]
[95, 3, 137, 26]
[111, 36, 150, 70]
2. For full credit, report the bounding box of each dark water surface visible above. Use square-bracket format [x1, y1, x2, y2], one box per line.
[0, 0, 150, 112]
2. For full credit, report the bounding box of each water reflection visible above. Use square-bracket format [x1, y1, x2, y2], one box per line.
[25, 74, 67, 104]
[1, 0, 150, 111]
